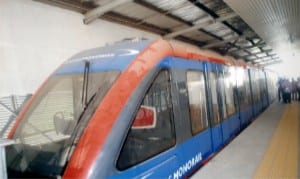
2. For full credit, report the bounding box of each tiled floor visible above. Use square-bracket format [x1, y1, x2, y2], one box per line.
[192, 102, 297, 179]
[254, 102, 298, 178]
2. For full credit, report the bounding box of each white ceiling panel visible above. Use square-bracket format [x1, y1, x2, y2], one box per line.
[182, 30, 216, 42]
[145, 0, 207, 22]
[247, 47, 261, 53]
[224, 0, 300, 62]
[144, 0, 186, 11]
[145, 15, 182, 29]
[112, 2, 156, 20]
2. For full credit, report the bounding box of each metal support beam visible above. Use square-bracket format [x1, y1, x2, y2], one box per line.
[0, 101, 17, 116]
[83, 0, 132, 24]
[202, 34, 245, 49]
[259, 59, 279, 63]
[229, 42, 267, 53]
[241, 49, 272, 58]
[164, 13, 237, 39]
[0, 94, 32, 138]
[189, 0, 242, 35]
[164, 21, 212, 39]
[259, 60, 282, 66]
[253, 57, 279, 63]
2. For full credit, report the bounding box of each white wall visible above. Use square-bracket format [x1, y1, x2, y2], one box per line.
[269, 59, 300, 79]
[268, 50, 300, 79]
[0, 0, 159, 96]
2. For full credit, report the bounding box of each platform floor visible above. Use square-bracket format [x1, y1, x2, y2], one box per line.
[192, 101, 299, 179]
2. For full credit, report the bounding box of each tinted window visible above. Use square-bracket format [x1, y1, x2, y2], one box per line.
[117, 70, 175, 170]
[187, 71, 208, 134]
[250, 70, 261, 103]
[224, 67, 236, 116]
[244, 69, 251, 106]
[218, 72, 227, 120]
[236, 68, 251, 109]
[209, 72, 221, 125]
[259, 71, 267, 101]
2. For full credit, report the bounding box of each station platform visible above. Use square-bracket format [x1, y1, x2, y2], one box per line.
[192, 101, 299, 178]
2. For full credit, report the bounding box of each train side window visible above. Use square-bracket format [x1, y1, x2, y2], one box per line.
[243, 69, 251, 107]
[253, 70, 261, 103]
[224, 68, 236, 116]
[236, 68, 249, 109]
[209, 72, 220, 125]
[218, 72, 227, 120]
[186, 71, 208, 135]
[117, 70, 175, 170]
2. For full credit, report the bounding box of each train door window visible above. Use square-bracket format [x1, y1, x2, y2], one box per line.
[223, 67, 236, 116]
[218, 72, 227, 120]
[117, 70, 175, 170]
[254, 70, 261, 103]
[209, 72, 220, 125]
[259, 71, 267, 101]
[186, 71, 208, 135]
[236, 68, 248, 109]
[244, 69, 251, 107]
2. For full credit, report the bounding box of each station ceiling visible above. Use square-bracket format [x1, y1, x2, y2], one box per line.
[35, 0, 297, 66]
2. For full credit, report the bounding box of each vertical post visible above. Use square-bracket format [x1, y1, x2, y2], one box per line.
[0, 139, 14, 179]
[11, 95, 17, 113]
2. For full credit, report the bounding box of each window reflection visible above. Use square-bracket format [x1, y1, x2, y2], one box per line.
[187, 71, 208, 134]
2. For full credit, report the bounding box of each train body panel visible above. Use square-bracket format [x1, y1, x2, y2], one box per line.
[211, 123, 223, 151]
[221, 114, 239, 143]
[205, 62, 225, 151]
[239, 105, 253, 127]
[6, 39, 277, 179]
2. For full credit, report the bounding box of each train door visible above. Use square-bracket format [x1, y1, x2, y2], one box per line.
[206, 62, 223, 151]
[236, 67, 252, 127]
[184, 68, 213, 165]
[248, 68, 256, 117]
[113, 70, 180, 178]
[249, 69, 261, 117]
[265, 71, 277, 104]
[260, 71, 269, 109]
[164, 57, 214, 177]
[222, 66, 240, 140]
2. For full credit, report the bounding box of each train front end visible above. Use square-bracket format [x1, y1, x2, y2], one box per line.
[5, 39, 152, 178]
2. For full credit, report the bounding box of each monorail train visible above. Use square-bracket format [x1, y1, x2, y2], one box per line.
[6, 39, 277, 178]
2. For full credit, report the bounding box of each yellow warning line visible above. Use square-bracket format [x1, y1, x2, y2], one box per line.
[254, 103, 299, 178]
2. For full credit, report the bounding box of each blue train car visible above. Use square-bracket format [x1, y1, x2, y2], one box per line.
[6, 39, 276, 178]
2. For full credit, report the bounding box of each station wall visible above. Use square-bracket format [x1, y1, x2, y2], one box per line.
[0, 0, 159, 97]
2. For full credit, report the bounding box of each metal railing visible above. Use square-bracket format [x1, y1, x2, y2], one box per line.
[0, 94, 31, 138]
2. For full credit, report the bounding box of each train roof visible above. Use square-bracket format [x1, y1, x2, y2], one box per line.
[55, 39, 152, 75]
[55, 38, 257, 76]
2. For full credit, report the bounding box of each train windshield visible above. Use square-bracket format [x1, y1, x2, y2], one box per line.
[6, 70, 120, 178]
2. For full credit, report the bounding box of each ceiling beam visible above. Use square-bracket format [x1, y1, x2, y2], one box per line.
[202, 34, 246, 48]
[164, 21, 211, 39]
[241, 49, 272, 58]
[134, 0, 191, 26]
[253, 56, 279, 63]
[102, 11, 169, 35]
[259, 60, 282, 66]
[83, 0, 132, 24]
[164, 13, 237, 39]
[229, 42, 267, 53]
[261, 58, 280, 63]
[34, 0, 91, 13]
[134, 0, 219, 41]
[188, 0, 242, 35]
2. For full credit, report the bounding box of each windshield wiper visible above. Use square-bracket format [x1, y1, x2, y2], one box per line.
[60, 61, 96, 165]
[81, 60, 90, 109]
